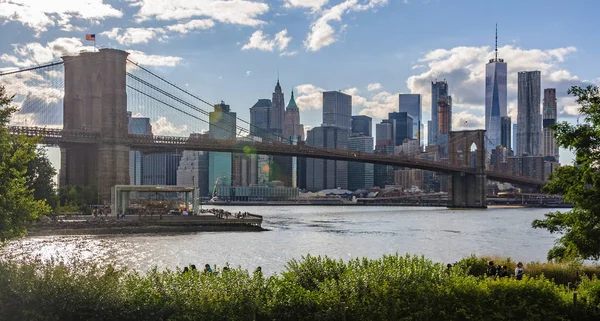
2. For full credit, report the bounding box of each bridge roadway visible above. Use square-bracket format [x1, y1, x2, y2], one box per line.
[10, 126, 547, 187]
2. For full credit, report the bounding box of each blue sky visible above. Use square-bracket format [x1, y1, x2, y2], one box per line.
[1, 0, 599, 166]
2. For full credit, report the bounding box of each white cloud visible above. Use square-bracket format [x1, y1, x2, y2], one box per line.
[1, 38, 95, 67]
[0, 0, 122, 34]
[151, 117, 188, 135]
[367, 83, 382, 91]
[246, 70, 252, 76]
[304, 0, 388, 51]
[411, 64, 425, 70]
[130, 0, 269, 27]
[165, 19, 215, 34]
[242, 29, 292, 52]
[284, 0, 329, 11]
[295, 84, 325, 110]
[452, 111, 484, 130]
[280, 51, 298, 56]
[128, 50, 183, 67]
[406, 45, 590, 122]
[101, 27, 167, 46]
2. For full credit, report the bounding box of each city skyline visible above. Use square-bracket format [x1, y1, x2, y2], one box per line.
[0, 0, 598, 168]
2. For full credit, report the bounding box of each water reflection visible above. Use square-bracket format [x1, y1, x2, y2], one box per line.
[1, 206, 560, 275]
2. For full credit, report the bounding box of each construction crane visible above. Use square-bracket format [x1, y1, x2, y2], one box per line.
[210, 176, 227, 202]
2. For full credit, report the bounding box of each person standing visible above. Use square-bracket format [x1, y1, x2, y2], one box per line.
[515, 262, 525, 280]
[486, 261, 497, 278]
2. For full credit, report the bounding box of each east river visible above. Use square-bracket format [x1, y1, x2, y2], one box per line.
[1, 206, 563, 275]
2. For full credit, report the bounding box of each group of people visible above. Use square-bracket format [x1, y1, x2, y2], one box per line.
[486, 260, 525, 280]
[92, 206, 111, 219]
[182, 264, 261, 275]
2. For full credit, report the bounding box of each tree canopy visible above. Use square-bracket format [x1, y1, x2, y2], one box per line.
[533, 85, 600, 261]
[0, 85, 51, 242]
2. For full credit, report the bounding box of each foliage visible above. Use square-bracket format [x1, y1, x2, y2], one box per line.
[532, 85, 600, 261]
[4, 254, 600, 320]
[58, 185, 99, 207]
[0, 85, 51, 241]
[26, 147, 58, 209]
[455, 255, 600, 286]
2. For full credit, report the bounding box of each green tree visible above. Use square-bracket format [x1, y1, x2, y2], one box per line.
[0, 85, 51, 241]
[533, 85, 600, 261]
[26, 147, 58, 209]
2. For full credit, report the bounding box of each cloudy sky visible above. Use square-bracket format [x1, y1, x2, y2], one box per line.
[1, 0, 599, 165]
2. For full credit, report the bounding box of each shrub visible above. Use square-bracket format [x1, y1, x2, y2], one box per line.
[2, 254, 600, 320]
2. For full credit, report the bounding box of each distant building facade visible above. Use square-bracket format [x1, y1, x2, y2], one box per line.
[516, 71, 542, 156]
[388, 112, 413, 146]
[430, 80, 449, 146]
[306, 126, 349, 191]
[348, 135, 374, 190]
[399, 94, 421, 146]
[323, 91, 352, 130]
[542, 88, 559, 162]
[351, 115, 372, 137]
[208, 102, 236, 194]
[501, 116, 512, 152]
[485, 49, 508, 151]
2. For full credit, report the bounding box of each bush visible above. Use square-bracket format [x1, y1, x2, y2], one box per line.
[2, 254, 600, 320]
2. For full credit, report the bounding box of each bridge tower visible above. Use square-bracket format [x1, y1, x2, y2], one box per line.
[448, 130, 487, 208]
[59, 49, 130, 203]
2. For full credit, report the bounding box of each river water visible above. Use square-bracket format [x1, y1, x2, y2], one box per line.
[1, 206, 562, 275]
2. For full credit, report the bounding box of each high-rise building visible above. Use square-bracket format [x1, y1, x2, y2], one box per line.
[323, 91, 352, 130]
[388, 112, 413, 146]
[542, 88, 559, 162]
[348, 135, 374, 190]
[306, 126, 349, 191]
[250, 99, 272, 137]
[374, 120, 395, 187]
[376, 120, 394, 146]
[512, 123, 518, 155]
[271, 80, 285, 135]
[351, 115, 372, 137]
[485, 25, 508, 151]
[141, 154, 182, 185]
[437, 95, 452, 156]
[430, 80, 449, 146]
[127, 112, 152, 185]
[177, 147, 209, 196]
[209, 102, 236, 194]
[399, 94, 422, 146]
[517, 71, 542, 156]
[500, 116, 512, 152]
[284, 91, 304, 141]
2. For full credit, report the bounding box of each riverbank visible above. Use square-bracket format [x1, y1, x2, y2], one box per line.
[30, 211, 265, 236]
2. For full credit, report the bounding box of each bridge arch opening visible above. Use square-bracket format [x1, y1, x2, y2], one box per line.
[469, 142, 478, 168]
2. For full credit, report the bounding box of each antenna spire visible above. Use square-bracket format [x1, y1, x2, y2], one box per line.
[495, 23, 498, 60]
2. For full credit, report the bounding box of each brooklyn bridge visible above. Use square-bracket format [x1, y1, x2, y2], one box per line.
[0, 49, 546, 208]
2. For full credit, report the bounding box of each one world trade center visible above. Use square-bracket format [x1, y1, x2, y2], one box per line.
[485, 25, 507, 152]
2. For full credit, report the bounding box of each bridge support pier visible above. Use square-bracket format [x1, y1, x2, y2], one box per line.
[448, 130, 487, 209]
[60, 49, 130, 204]
[449, 173, 487, 208]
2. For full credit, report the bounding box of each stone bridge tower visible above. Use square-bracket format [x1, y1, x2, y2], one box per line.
[448, 130, 487, 208]
[59, 49, 130, 203]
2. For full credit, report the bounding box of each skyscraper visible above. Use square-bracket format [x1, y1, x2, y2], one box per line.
[323, 91, 352, 130]
[399, 94, 421, 146]
[348, 135, 374, 190]
[351, 115, 372, 137]
[127, 112, 152, 185]
[306, 126, 349, 191]
[517, 71, 542, 156]
[388, 112, 413, 146]
[209, 102, 236, 194]
[485, 25, 508, 151]
[542, 88, 559, 162]
[374, 120, 395, 187]
[501, 116, 512, 152]
[430, 80, 449, 146]
[512, 123, 518, 155]
[249, 98, 272, 137]
[284, 90, 305, 141]
[271, 80, 285, 135]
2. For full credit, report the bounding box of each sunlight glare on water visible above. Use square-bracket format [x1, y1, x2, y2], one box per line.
[1, 206, 561, 275]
